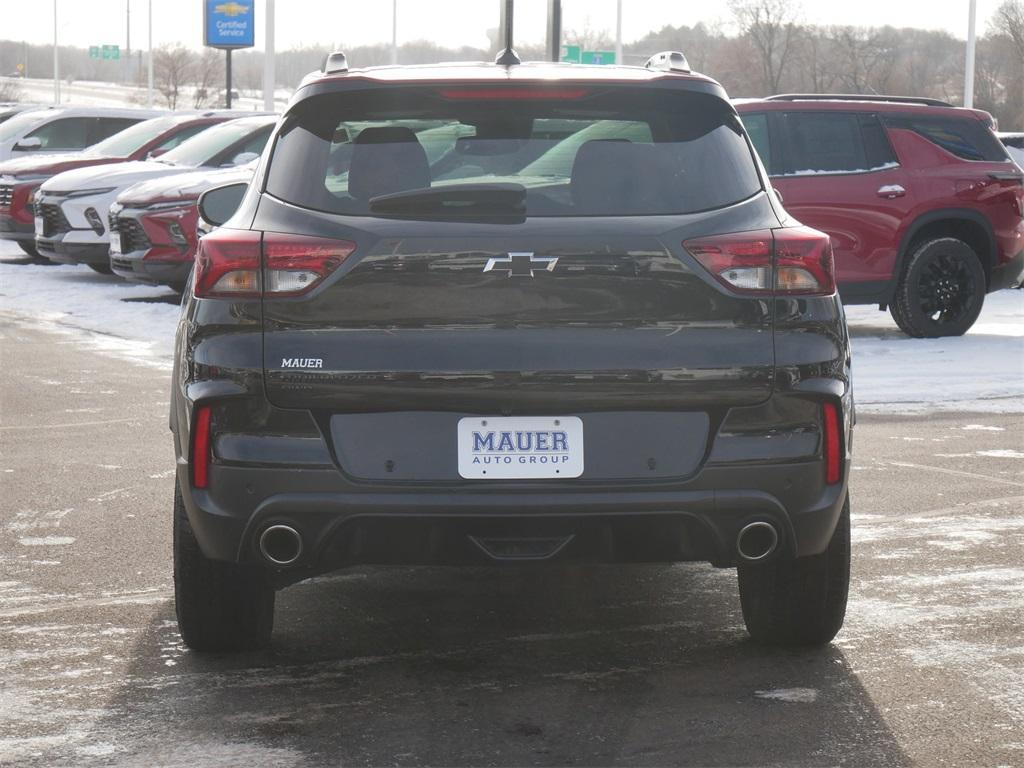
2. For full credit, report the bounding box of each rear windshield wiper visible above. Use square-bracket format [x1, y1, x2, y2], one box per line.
[368, 183, 526, 218]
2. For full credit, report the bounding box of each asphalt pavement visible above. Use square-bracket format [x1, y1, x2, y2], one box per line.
[1, 316, 1022, 767]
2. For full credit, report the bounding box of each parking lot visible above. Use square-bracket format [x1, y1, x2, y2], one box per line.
[1, 242, 1022, 766]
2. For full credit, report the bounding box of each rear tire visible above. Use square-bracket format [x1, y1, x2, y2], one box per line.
[173, 481, 275, 652]
[737, 497, 850, 646]
[890, 237, 985, 338]
[89, 262, 113, 275]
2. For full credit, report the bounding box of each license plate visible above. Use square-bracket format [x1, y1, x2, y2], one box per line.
[457, 416, 584, 479]
[34, 215, 43, 236]
[110, 234, 122, 255]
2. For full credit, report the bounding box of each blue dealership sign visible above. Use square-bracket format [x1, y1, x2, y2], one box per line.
[204, 0, 255, 49]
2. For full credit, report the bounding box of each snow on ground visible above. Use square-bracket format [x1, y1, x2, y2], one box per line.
[0, 241, 1022, 413]
[845, 291, 1024, 413]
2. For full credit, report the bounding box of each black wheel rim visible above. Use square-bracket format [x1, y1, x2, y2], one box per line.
[916, 251, 977, 325]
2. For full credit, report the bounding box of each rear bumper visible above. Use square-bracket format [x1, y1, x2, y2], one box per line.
[990, 247, 1024, 291]
[110, 249, 192, 287]
[36, 234, 109, 265]
[177, 453, 850, 581]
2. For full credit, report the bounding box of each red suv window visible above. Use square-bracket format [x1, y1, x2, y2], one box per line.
[882, 114, 1009, 162]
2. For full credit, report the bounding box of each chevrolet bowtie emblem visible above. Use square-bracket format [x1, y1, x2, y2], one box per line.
[483, 252, 558, 277]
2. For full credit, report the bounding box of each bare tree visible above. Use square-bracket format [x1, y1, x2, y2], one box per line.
[192, 48, 223, 108]
[991, 0, 1024, 125]
[729, 0, 802, 94]
[153, 44, 194, 110]
[827, 26, 898, 93]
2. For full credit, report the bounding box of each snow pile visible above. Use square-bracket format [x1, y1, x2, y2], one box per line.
[846, 290, 1024, 413]
[0, 250, 179, 365]
[1, 241, 1022, 414]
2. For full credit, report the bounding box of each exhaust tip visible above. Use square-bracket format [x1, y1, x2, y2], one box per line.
[259, 524, 303, 566]
[736, 521, 779, 562]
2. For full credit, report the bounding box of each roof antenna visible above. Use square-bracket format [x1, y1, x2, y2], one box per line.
[495, 0, 521, 66]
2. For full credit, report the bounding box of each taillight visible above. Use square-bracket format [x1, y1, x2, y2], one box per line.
[193, 230, 356, 298]
[683, 229, 773, 292]
[775, 227, 836, 295]
[192, 404, 212, 489]
[822, 402, 842, 485]
[683, 226, 835, 296]
[194, 228, 262, 297]
[263, 232, 356, 296]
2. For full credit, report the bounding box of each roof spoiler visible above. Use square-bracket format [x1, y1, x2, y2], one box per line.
[644, 51, 691, 74]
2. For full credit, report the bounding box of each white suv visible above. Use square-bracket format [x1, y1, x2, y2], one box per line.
[0, 106, 163, 163]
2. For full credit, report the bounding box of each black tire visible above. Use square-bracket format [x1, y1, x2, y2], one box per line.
[890, 237, 986, 338]
[737, 497, 850, 646]
[173, 481, 275, 651]
[16, 241, 54, 264]
[89, 262, 114, 275]
[17, 241, 40, 258]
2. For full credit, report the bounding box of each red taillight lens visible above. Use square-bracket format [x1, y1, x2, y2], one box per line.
[683, 230, 773, 292]
[262, 232, 356, 296]
[194, 228, 262, 298]
[775, 226, 836, 295]
[192, 404, 212, 489]
[683, 227, 835, 296]
[193, 230, 356, 298]
[822, 402, 842, 485]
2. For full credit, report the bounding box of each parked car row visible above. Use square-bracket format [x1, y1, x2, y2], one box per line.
[0, 106, 271, 289]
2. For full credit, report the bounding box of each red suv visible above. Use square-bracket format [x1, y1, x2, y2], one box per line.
[736, 95, 1024, 337]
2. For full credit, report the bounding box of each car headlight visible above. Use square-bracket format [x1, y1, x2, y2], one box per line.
[143, 199, 199, 212]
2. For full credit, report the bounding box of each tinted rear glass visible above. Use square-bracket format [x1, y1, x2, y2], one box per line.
[265, 87, 762, 218]
[885, 114, 1009, 161]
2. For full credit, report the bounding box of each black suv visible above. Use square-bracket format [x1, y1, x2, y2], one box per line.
[171, 52, 853, 652]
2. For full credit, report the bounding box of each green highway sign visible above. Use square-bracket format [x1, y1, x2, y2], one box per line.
[582, 50, 615, 65]
[560, 44, 580, 63]
[560, 46, 616, 65]
[101, 44, 120, 60]
[89, 46, 100, 59]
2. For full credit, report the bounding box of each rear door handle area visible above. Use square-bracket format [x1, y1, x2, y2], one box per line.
[877, 184, 906, 199]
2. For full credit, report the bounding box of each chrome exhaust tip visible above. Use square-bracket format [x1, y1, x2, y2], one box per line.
[736, 521, 779, 562]
[258, 524, 303, 566]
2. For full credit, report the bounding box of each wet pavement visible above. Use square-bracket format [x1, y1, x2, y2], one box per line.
[1, 318, 1022, 767]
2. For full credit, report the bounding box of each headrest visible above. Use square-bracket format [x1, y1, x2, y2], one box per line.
[348, 126, 430, 201]
[569, 140, 669, 215]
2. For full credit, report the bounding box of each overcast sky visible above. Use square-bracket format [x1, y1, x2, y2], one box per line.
[0, 0, 1004, 52]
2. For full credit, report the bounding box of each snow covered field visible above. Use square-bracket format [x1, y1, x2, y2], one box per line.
[1, 241, 1021, 413]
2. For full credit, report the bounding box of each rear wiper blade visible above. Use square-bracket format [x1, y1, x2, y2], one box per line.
[368, 183, 526, 217]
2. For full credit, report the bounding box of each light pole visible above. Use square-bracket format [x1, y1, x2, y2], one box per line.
[263, 0, 275, 111]
[53, 0, 60, 104]
[147, 0, 153, 107]
[964, 0, 977, 108]
[391, 0, 398, 65]
[615, 0, 622, 65]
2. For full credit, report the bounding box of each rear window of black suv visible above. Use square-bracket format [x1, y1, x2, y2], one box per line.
[265, 86, 763, 218]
